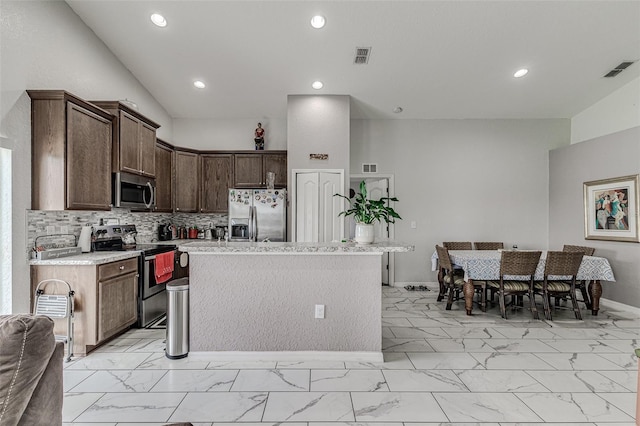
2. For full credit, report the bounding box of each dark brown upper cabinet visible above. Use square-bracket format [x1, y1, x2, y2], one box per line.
[175, 149, 199, 213]
[92, 101, 160, 178]
[200, 154, 234, 213]
[28, 90, 114, 211]
[233, 151, 287, 188]
[154, 140, 174, 213]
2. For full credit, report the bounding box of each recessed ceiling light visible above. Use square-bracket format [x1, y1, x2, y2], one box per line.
[312, 81, 324, 90]
[150, 13, 167, 27]
[514, 68, 529, 78]
[310, 15, 326, 29]
[193, 80, 206, 89]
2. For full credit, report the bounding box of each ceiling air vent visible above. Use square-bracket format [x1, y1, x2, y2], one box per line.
[354, 47, 371, 64]
[604, 61, 635, 78]
[362, 163, 378, 173]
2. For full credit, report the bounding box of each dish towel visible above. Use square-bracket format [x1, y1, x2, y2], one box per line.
[155, 251, 175, 284]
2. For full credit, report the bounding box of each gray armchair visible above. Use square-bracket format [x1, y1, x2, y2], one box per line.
[0, 314, 63, 426]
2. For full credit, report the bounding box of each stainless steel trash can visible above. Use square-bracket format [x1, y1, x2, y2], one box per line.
[166, 278, 189, 359]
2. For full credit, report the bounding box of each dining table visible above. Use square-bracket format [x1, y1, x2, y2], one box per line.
[431, 249, 616, 316]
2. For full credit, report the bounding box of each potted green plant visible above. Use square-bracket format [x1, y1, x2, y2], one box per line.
[334, 180, 401, 244]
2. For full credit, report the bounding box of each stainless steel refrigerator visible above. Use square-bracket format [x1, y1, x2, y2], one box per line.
[228, 189, 287, 242]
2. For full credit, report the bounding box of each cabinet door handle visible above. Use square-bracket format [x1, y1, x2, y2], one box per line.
[119, 265, 125, 270]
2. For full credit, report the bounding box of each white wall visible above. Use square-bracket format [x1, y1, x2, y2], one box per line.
[0, 145, 11, 313]
[287, 95, 350, 185]
[571, 77, 640, 144]
[351, 119, 570, 283]
[173, 118, 287, 151]
[549, 127, 640, 308]
[0, 1, 173, 313]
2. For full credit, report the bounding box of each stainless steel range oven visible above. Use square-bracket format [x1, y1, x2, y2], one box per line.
[92, 224, 178, 328]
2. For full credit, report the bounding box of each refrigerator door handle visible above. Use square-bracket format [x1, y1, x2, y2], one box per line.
[248, 206, 254, 241]
[252, 206, 258, 241]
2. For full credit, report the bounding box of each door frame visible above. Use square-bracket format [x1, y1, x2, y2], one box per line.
[350, 174, 397, 286]
[290, 169, 345, 242]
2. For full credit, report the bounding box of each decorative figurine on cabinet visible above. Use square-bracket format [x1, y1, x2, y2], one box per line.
[254, 122, 265, 150]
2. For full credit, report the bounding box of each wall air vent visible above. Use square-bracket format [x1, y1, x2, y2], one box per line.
[604, 61, 636, 77]
[354, 47, 371, 64]
[362, 163, 378, 173]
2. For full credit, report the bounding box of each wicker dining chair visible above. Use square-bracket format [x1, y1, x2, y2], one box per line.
[487, 250, 542, 319]
[474, 242, 504, 250]
[436, 245, 484, 311]
[443, 242, 473, 250]
[472, 242, 504, 302]
[562, 244, 595, 309]
[562, 245, 595, 256]
[533, 251, 584, 320]
[436, 242, 472, 301]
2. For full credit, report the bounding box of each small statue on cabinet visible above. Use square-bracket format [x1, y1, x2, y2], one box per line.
[254, 122, 265, 150]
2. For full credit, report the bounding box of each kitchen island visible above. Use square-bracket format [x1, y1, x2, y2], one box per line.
[178, 241, 414, 362]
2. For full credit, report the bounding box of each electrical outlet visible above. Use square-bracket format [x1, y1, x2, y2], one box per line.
[60, 225, 69, 235]
[315, 304, 325, 319]
[410, 221, 417, 229]
[46, 225, 55, 235]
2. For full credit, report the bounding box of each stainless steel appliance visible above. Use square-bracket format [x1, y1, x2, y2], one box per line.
[158, 223, 173, 241]
[92, 224, 177, 327]
[113, 172, 155, 211]
[228, 189, 286, 241]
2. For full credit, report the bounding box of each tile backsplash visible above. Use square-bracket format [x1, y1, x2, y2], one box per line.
[27, 209, 227, 258]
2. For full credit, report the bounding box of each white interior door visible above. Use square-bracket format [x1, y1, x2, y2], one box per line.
[349, 177, 391, 285]
[294, 170, 344, 242]
[319, 172, 343, 242]
[295, 172, 319, 242]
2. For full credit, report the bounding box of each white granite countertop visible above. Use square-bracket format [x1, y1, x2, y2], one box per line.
[30, 251, 140, 266]
[179, 240, 414, 253]
[29, 239, 195, 266]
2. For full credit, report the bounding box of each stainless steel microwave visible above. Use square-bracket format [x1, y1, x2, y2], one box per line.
[113, 172, 155, 210]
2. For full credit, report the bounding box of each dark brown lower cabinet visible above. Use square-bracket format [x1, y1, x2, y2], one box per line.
[30, 257, 139, 356]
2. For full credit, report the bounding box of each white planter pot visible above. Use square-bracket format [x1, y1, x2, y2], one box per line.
[355, 223, 375, 244]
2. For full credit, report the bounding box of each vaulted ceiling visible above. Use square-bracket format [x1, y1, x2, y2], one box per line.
[66, 1, 640, 120]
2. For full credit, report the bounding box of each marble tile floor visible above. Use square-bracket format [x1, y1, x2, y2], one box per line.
[62, 283, 639, 425]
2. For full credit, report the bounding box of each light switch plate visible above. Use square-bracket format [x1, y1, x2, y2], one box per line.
[315, 304, 325, 319]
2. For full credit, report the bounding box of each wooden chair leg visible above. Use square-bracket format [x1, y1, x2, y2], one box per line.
[446, 285, 454, 310]
[579, 284, 592, 310]
[499, 292, 507, 319]
[542, 291, 552, 321]
[437, 267, 446, 302]
[528, 290, 539, 320]
[570, 291, 582, 320]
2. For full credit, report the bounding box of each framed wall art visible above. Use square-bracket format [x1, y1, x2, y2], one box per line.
[583, 174, 639, 242]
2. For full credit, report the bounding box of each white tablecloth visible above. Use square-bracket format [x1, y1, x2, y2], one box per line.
[431, 250, 616, 282]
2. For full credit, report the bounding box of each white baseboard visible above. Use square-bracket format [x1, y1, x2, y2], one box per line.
[599, 297, 640, 316]
[188, 351, 384, 363]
